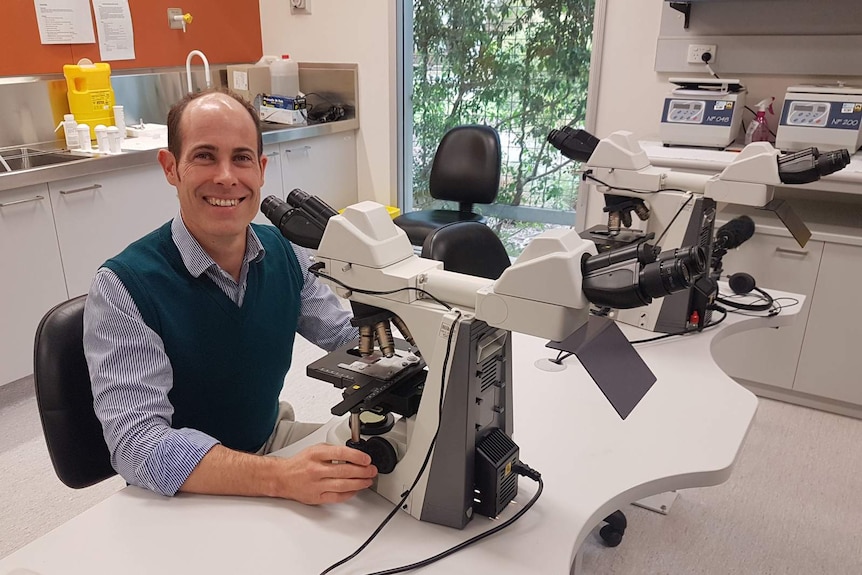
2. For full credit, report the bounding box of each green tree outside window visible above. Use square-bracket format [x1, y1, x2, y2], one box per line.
[411, 0, 595, 255]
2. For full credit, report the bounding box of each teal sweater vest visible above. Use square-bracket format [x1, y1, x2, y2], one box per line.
[104, 222, 302, 452]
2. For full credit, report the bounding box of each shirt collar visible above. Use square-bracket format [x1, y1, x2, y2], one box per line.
[170, 215, 265, 278]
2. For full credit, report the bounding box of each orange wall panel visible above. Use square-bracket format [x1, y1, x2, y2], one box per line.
[0, 0, 263, 77]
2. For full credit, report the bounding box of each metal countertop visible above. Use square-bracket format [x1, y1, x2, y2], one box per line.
[0, 119, 358, 193]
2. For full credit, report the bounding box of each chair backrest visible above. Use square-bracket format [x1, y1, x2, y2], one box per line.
[421, 221, 511, 280]
[429, 125, 502, 209]
[33, 295, 116, 488]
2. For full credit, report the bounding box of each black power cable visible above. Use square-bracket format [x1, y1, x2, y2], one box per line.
[365, 464, 543, 575]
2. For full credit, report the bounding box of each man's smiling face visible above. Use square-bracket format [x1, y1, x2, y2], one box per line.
[158, 92, 267, 245]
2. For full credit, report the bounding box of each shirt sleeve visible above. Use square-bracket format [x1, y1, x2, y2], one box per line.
[83, 268, 219, 496]
[291, 244, 359, 351]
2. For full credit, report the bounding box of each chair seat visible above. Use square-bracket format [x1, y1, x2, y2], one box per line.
[394, 210, 486, 246]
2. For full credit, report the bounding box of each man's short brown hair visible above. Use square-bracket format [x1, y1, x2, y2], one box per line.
[166, 88, 263, 160]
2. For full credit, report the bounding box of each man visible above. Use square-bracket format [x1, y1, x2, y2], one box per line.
[83, 88, 377, 504]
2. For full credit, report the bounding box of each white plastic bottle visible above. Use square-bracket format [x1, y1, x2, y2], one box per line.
[60, 114, 80, 149]
[113, 105, 126, 140]
[270, 54, 300, 97]
[77, 123, 92, 151]
[94, 125, 109, 152]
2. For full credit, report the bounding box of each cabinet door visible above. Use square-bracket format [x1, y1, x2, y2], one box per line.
[49, 165, 178, 298]
[254, 144, 284, 226]
[280, 132, 358, 210]
[794, 243, 862, 405]
[711, 233, 823, 389]
[0, 185, 68, 385]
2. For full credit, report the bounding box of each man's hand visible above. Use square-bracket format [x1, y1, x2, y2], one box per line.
[180, 443, 377, 504]
[276, 443, 378, 504]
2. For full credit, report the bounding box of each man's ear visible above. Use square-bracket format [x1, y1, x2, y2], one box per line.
[259, 153, 268, 188]
[158, 149, 180, 186]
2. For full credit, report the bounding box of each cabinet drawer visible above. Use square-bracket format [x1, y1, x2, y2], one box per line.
[711, 234, 823, 389]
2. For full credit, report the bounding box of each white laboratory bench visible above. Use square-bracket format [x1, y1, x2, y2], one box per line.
[0, 299, 803, 575]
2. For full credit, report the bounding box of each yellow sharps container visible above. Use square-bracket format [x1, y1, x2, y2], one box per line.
[64, 59, 116, 141]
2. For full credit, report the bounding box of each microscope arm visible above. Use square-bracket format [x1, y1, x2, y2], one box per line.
[586, 131, 781, 207]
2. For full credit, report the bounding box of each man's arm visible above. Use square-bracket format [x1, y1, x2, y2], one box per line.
[292, 244, 359, 351]
[180, 443, 375, 504]
[84, 268, 375, 500]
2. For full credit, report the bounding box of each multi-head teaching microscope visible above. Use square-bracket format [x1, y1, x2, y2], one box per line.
[262, 129, 848, 532]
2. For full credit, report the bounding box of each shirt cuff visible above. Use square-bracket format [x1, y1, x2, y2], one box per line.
[138, 428, 220, 496]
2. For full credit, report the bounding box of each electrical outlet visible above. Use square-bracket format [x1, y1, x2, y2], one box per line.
[687, 44, 717, 64]
[290, 0, 311, 15]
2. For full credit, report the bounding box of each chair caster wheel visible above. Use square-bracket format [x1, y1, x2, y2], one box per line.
[599, 524, 623, 547]
[599, 510, 626, 547]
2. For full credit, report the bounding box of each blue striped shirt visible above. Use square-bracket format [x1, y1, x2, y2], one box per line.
[83, 215, 357, 496]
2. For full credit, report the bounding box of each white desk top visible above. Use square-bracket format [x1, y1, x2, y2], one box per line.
[0, 295, 803, 575]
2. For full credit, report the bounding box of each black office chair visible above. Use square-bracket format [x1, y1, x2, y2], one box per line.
[395, 124, 502, 246]
[420, 221, 511, 280]
[33, 295, 116, 488]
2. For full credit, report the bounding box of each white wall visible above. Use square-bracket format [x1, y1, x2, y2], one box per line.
[258, 0, 397, 205]
[592, 1, 667, 138]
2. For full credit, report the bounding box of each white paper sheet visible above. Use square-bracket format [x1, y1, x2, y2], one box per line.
[91, 0, 135, 61]
[34, 0, 96, 44]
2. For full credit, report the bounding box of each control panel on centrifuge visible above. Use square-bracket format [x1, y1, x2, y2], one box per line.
[667, 100, 706, 123]
[785, 101, 831, 127]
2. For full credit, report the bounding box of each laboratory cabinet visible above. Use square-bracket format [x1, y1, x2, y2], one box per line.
[0, 185, 69, 385]
[708, 217, 862, 416]
[280, 132, 358, 210]
[48, 165, 179, 298]
[711, 232, 824, 390]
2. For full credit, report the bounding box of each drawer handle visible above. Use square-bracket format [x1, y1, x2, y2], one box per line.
[266, 151, 279, 158]
[284, 145, 312, 153]
[60, 183, 103, 195]
[775, 247, 809, 256]
[0, 195, 45, 207]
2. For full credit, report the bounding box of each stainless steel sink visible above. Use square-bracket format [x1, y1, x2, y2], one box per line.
[0, 148, 85, 172]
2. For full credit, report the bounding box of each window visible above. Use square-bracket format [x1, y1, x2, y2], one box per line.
[398, 0, 602, 255]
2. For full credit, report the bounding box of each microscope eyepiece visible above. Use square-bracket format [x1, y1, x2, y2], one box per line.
[777, 147, 851, 184]
[581, 242, 705, 309]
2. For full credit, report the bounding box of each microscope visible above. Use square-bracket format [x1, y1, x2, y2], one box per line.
[548, 128, 850, 333]
[262, 177, 705, 530]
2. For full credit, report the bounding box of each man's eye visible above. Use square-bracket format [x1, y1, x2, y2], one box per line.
[235, 154, 254, 162]
[194, 152, 214, 160]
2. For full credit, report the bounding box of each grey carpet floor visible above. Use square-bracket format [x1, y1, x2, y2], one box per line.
[3, 338, 862, 574]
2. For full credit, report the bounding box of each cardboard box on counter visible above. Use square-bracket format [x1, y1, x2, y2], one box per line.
[259, 95, 308, 125]
[227, 64, 271, 102]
